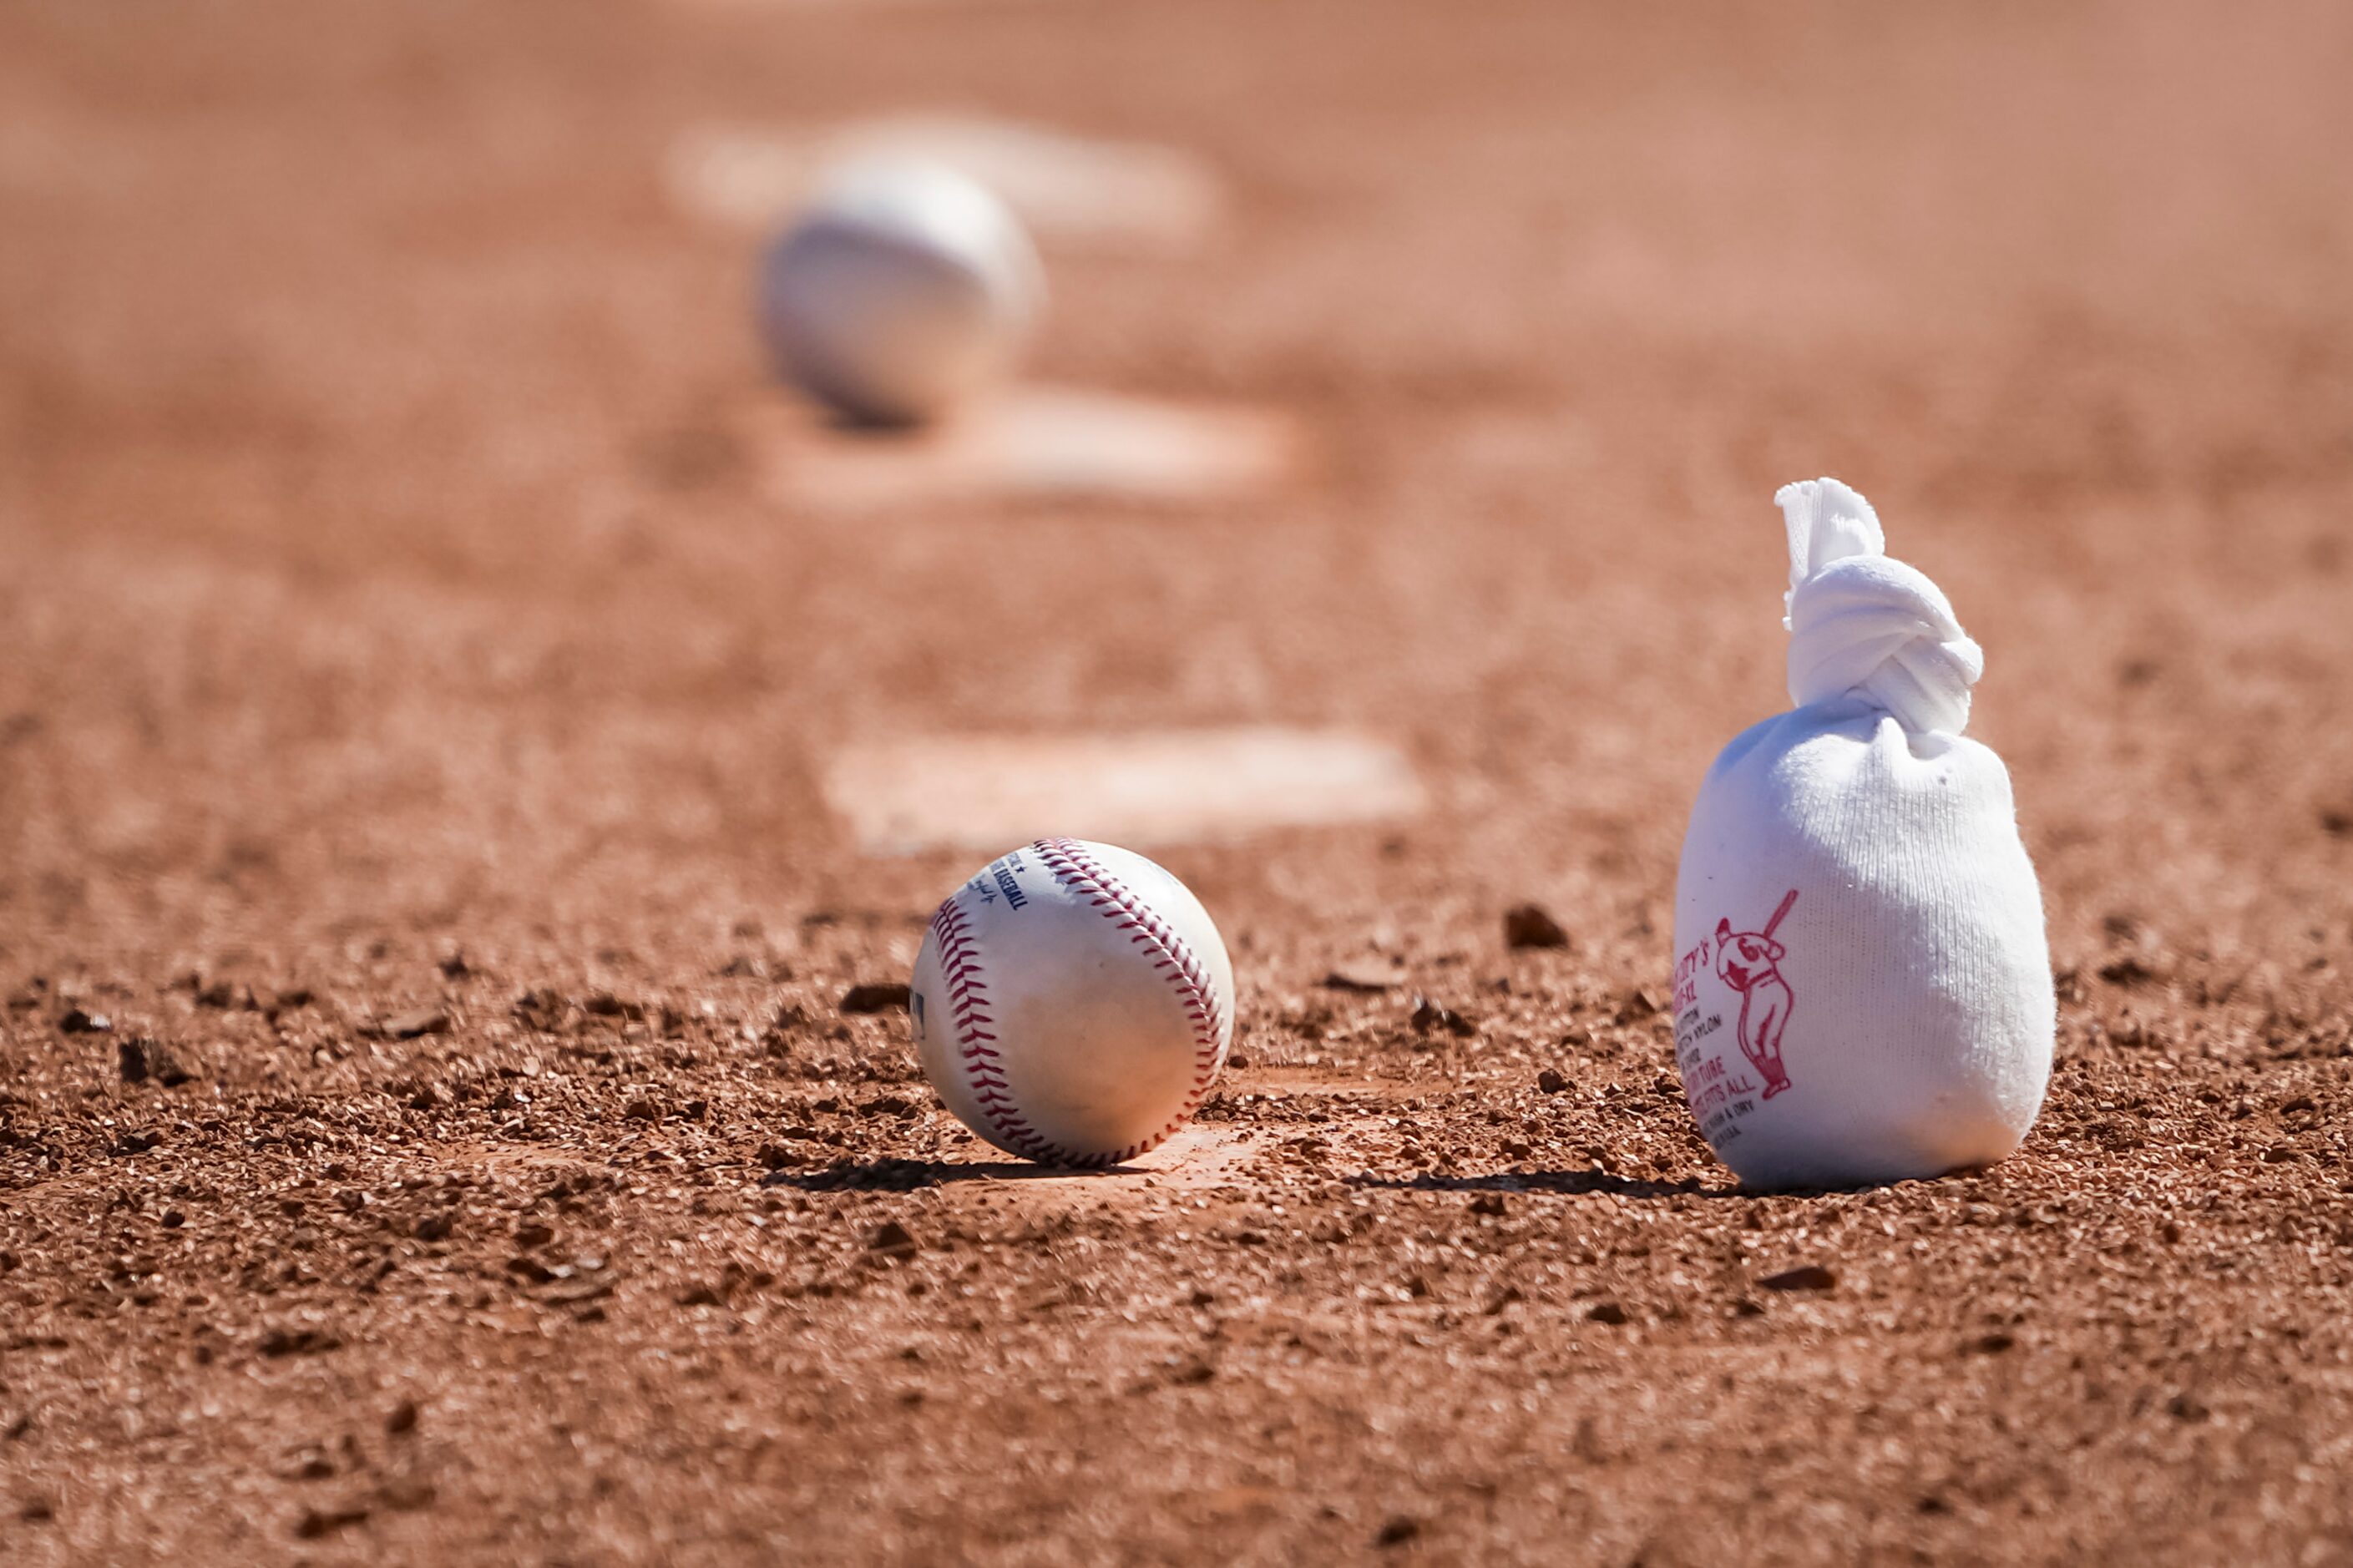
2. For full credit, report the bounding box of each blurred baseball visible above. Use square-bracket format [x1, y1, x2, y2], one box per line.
[757, 159, 1044, 426]
[909, 837, 1234, 1167]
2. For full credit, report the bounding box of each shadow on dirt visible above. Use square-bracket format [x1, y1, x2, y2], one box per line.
[1346, 1168, 1738, 1201]
[764, 1156, 1136, 1191]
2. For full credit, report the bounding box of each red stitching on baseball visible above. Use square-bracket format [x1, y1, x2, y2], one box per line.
[931, 897, 1071, 1166]
[1027, 838, 1232, 1164]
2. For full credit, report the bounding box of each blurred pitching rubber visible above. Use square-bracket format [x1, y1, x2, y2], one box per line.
[759, 386, 1298, 511]
[825, 728, 1424, 854]
[670, 116, 1223, 254]
[910, 839, 1235, 1167]
[757, 159, 1043, 426]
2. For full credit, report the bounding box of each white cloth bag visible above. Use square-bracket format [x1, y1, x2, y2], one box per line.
[1671, 478, 2054, 1189]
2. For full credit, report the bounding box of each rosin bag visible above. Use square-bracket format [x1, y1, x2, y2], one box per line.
[1670, 478, 2054, 1190]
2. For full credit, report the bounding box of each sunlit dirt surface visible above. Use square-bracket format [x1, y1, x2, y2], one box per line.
[3, 0, 2353, 1560]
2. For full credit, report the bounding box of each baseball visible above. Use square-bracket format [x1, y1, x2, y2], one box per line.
[756, 158, 1044, 426]
[908, 837, 1235, 1167]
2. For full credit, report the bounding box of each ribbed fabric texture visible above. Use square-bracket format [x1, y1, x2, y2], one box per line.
[1671, 479, 2054, 1190]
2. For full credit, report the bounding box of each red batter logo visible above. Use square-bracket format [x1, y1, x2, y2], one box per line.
[1714, 888, 1799, 1100]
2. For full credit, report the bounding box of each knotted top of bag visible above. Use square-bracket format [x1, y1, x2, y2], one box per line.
[1778, 478, 1983, 736]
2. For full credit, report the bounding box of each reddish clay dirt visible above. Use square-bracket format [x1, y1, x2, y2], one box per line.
[6, 1, 2353, 1562]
